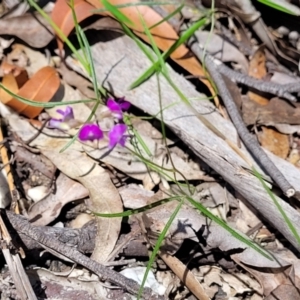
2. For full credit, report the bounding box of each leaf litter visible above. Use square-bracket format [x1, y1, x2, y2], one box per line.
[1, 0, 300, 299]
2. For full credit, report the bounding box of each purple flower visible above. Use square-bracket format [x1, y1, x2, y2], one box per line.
[107, 97, 130, 120]
[78, 123, 103, 141]
[108, 124, 128, 149]
[48, 106, 75, 130]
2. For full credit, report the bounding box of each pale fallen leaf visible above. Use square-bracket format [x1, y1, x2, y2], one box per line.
[0, 13, 54, 48]
[0, 169, 11, 208]
[235, 200, 261, 233]
[7, 114, 122, 263]
[197, 266, 221, 299]
[0, 38, 14, 62]
[242, 97, 300, 126]
[119, 184, 155, 209]
[194, 30, 249, 72]
[120, 266, 166, 296]
[28, 173, 89, 226]
[41, 148, 123, 263]
[69, 213, 94, 229]
[270, 71, 300, 85]
[274, 123, 300, 135]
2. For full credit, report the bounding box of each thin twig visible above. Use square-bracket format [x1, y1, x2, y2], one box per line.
[217, 63, 299, 102]
[189, 41, 295, 198]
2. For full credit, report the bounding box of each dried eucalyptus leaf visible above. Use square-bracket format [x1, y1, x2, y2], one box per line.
[28, 173, 89, 226]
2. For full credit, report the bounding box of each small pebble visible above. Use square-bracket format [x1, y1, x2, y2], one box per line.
[277, 26, 289, 36]
[27, 185, 48, 202]
[289, 30, 299, 40]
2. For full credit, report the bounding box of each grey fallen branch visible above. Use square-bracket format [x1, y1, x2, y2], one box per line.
[216, 62, 300, 102]
[189, 41, 295, 198]
[8, 217, 236, 269]
[5, 211, 163, 300]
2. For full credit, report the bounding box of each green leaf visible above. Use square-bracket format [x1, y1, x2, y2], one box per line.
[101, 0, 134, 25]
[93, 1, 180, 13]
[257, 0, 300, 15]
[149, 3, 184, 30]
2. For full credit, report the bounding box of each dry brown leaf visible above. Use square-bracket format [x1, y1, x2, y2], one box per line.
[0, 62, 28, 105]
[51, 0, 215, 97]
[233, 258, 296, 299]
[28, 173, 89, 226]
[258, 126, 289, 159]
[51, 0, 96, 51]
[5, 109, 122, 263]
[14, 66, 60, 118]
[242, 97, 300, 126]
[0, 73, 20, 105]
[248, 47, 269, 105]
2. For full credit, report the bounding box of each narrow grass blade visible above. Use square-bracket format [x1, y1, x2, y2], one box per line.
[138, 197, 184, 299]
[149, 3, 184, 30]
[93, 196, 179, 217]
[102, 0, 134, 25]
[252, 167, 300, 246]
[257, 0, 300, 15]
[186, 195, 273, 260]
[93, 1, 180, 13]
[0, 83, 95, 107]
[130, 16, 207, 89]
[27, 0, 88, 71]
[77, 27, 106, 99]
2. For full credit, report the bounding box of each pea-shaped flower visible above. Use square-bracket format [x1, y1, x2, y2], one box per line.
[48, 106, 75, 130]
[107, 98, 130, 120]
[78, 123, 103, 141]
[108, 124, 128, 149]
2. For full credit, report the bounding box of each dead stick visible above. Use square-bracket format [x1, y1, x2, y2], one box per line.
[5, 211, 163, 300]
[189, 41, 295, 197]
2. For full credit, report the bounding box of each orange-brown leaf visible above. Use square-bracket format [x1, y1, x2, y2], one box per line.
[0, 74, 19, 105]
[51, 0, 214, 95]
[51, 0, 95, 51]
[18, 66, 60, 118]
[259, 126, 289, 159]
[248, 47, 269, 105]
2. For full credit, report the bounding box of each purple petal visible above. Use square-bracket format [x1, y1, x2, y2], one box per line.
[119, 101, 130, 111]
[78, 124, 103, 141]
[56, 109, 65, 116]
[107, 99, 120, 112]
[48, 118, 62, 128]
[56, 106, 74, 122]
[108, 124, 127, 148]
[48, 118, 71, 130]
[63, 106, 74, 121]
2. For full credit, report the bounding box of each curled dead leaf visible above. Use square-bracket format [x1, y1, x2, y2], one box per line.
[0, 66, 60, 118]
